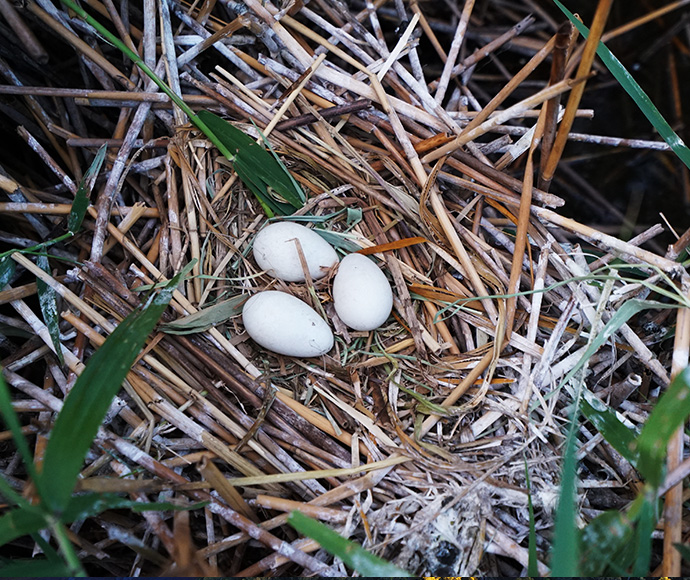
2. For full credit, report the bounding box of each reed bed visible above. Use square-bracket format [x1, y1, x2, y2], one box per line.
[1, 0, 689, 575]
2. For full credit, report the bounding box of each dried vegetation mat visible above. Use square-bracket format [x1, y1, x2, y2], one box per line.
[1, 0, 690, 576]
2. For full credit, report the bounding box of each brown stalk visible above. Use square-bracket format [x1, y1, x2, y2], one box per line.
[540, 0, 615, 190]
[602, 0, 690, 43]
[538, 21, 572, 190]
[0, 0, 48, 63]
[504, 102, 547, 341]
[457, 34, 557, 137]
[197, 456, 259, 522]
[27, 1, 136, 91]
[410, 0, 447, 62]
[663, 279, 690, 576]
[423, 77, 583, 164]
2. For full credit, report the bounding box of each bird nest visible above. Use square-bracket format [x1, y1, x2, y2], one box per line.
[1, 0, 689, 576]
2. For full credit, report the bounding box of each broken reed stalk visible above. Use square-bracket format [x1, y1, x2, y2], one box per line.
[539, 0, 615, 190]
[504, 104, 546, 341]
[663, 281, 690, 576]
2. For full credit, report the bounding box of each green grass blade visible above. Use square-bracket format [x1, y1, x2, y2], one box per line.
[0, 506, 50, 546]
[0, 375, 44, 505]
[557, 299, 674, 394]
[233, 156, 294, 216]
[0, 258, 15, 289]
[160, 294, 246, 334]
[0, 493, 206, 549]
[57, 0, 275, 207]
[524, 458, 539, 576]
[68, 144, 106, 234]
[552, 0, 690, 170]
[550, 414, 580, 576]
[63, 493, 207, 521]
[579, 510, 635, 575]
[197, 110, 305, 212]
[674, 543, 690, 561]
[287, 510, 412, 576]
[631, 493, 656, 575]
[196, 109, 256, 150]
[67, 186, 90, 235]
[312, 230, 362, 253]
[633, 366, 690, 487]
[35, 254, 64, 366]
[253, 119, 306, 204]
[0, 469, 28, 509]
[39, 263, 194, 513]
[30, 530, 64, 564]
[581, 394, 638, 466]
[0, 557, 73, 577]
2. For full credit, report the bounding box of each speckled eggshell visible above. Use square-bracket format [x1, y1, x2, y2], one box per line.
[252, 222, 338, 282]
[242, 291, 334, 357]
[332, 253, 393, 331]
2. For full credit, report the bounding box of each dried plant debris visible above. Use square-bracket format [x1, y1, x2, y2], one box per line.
[0, 0, 690, 575]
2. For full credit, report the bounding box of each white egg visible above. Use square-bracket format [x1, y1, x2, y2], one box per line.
[332, 253, 393, 331]
[252, 222, 338, 282]
[242, 291, 334, 357]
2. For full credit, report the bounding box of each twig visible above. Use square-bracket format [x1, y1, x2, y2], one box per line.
[540, 0, 615, 190]
[0, 0, 48, 63]
[27, 1, 136, 91]
[434, 0, 475, 104]
[663, 279, 690, 576]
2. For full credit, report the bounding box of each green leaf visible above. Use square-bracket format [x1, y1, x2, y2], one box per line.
[552, 0, 690, 170]
[631, 493, 656, 575]
[38, 263, 194, 513]
[0, 258, 14, 288]
[160, 294, 247, 334]
[0, 375, 44, 506]
[29, 530, 63, 564]
[581, 393, 638, 466]
[579, 510, 635, 575]
[345, 207, 362, 227]
[35, 254, 64, 366]
[633, 366, 690, 487]
[0, 492, 206, 549]
[62, 493, 207, 521]
[252, 119, 306, 204]
[524, 458, 539, 577]
[0, 324, 32, 339]
[674, 542, 690, 561]
[68, 144, 106, 233]
[0, 557, 73, 577]
[233, 156, 294, 216]
[196, 110, 305, 214]
[287, 510, 412, 577]
[0, 505, 50, 547]
[0, 468, 28, 509]
[550, 415, 580, 576]
[312, 229, 362, 253]
[557, 299, 675, 394]
[396, 383, 450, 415]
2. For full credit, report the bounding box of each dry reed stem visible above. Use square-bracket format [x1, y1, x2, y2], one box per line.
[540, 0, 615, 189]
[0, 0, 48, 63]
[433, 0, 474, 104]
[663, 280, 690, 575]
[27, 1, 135, 91]
[423, 77, 583, 163]
[504, 105, 545, 341]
